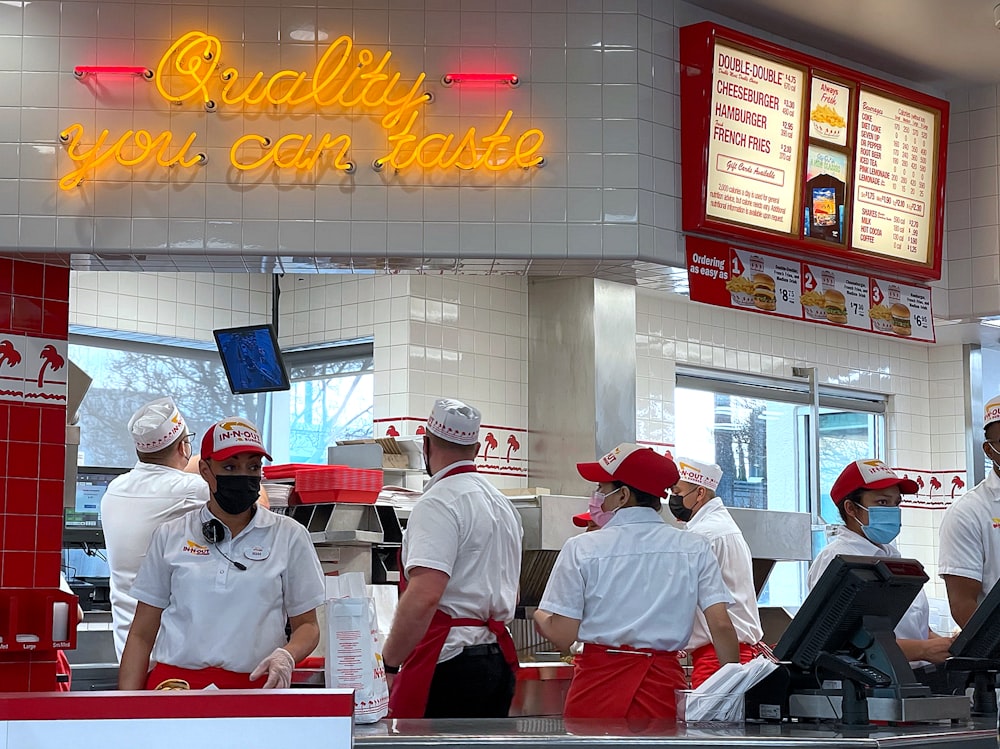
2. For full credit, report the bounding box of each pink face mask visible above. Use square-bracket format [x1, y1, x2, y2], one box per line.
[588, 487, 623, 528]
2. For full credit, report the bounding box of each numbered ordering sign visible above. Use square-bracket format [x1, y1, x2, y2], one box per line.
[680, 22, 947, 282]
[686, 236, 935, 342]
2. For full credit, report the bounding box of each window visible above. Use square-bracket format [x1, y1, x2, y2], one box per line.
[675, 366, 886, 606]
[68, 332, 374, 469]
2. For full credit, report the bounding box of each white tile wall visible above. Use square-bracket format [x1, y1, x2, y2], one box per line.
[70, 271, 271, 339]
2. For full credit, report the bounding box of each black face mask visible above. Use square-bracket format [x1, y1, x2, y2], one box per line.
[668, 494, 693, 522]
[213, 474, 260, 515]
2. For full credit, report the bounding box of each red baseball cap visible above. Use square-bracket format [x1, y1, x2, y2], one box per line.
[201, 417, 272, 462]
[573, 512, 592, 528]
[577, 443, 679, 498]
[830, 459, 918, 504]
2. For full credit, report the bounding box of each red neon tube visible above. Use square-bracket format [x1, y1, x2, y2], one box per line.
[442, 73, 519, 85]
[74, 65, 149, 76]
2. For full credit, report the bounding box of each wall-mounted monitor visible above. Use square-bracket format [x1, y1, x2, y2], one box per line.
[213, 324, 291, 395]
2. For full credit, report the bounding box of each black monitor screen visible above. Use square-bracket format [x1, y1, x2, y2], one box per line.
[774, 555, 928, 670]
[213, 324, 290, 395]
[950, 579, 1000, 660]
[65, 467, 129, 528]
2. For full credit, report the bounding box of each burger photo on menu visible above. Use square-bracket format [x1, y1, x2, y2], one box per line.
[824, 289, 848, 325]
[725, 275, 755, 307]
[868, 304, 893, 332]
[752, 273, 776, 312]
[891, 303, 912, 337]
[799, 289, 826, 320]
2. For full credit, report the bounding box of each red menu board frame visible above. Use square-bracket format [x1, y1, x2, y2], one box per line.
[679, 22, 948, 282]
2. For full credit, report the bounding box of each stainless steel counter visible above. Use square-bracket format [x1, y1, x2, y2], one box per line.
[355, 717, 997, 749]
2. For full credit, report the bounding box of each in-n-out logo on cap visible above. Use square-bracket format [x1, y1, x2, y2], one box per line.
[856, 459, 896, 482]
[985, 396, 1000, 428]
[218, 419, 262, 446]
[599, 444, 643, 471]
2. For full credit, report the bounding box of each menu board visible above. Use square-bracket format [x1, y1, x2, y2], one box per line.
[851, 91, 935, 264]
[705, 44, 806, 233]
[686, 236, 935, 342]
[680, 22, 948, 282]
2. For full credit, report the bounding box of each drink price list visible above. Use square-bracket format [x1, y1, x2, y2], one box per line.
[686, 237, 935, 341]
[851, 90, 935, 265]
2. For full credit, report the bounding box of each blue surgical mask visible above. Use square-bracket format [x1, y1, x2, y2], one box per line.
[858, 504, 901, 545]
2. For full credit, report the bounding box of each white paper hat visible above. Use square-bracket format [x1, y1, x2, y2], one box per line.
[986, 395, 1000, 429]
[425, 398, 481, 445]
[128, 397, 187, 453]
[677, 457, 723, 491]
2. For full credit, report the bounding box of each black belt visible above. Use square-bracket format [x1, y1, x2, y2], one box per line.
[462, 643, 502, 658]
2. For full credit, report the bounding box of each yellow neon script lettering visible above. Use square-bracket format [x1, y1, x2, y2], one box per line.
[156, 30, 430, 126]
[378, 111, 546, 172]
[154, 31, 221, 104]
[230, 133, 353, 171]
[58, 124, 201, 189]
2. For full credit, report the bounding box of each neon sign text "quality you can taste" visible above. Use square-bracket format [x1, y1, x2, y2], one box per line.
[57, 30, 545, 189]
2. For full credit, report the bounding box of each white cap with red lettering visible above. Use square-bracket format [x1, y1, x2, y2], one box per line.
[986, 395, 1000, 429]
[128, 397, 187, 453]
[677, 457, 723, 491]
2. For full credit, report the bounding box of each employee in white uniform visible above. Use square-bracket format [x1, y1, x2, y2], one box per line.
[383, 398, 523, 719]
[940, 394, 1000, 627]
[118, 417, 324, 690]
[810, 459, 953, 664]
[101, 397, 208, 661]
[534, 444, 738, 721]
[670, 457, 764, 687]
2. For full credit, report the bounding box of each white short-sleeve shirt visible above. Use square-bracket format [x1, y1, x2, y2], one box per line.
[101, 462, 209, 660]
[939, 469, 1000, 603]
[131, 505, 325, 674]
[685, 498, 764, 650]
[539, 506, 734, 652]
[808, 526, 929, 643]
[402, 461, 524, 663]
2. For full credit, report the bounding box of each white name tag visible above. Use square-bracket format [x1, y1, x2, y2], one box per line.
[244, 545, 270, 561]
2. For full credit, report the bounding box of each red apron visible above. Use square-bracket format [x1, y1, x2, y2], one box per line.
[388, 463, 519, 719]
[564, 643, 685, 721]
[145, 663, 266, 690]
[689, 642, 759, 689]
[55, 649, 72, 692]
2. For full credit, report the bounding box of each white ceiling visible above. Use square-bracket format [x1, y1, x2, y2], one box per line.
[685, 0, 1000, 90]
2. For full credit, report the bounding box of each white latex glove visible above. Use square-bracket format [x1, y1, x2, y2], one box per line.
[249, 647, 295, 689]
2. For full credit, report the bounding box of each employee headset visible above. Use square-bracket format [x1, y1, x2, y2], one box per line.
[202, 518, 249, 571]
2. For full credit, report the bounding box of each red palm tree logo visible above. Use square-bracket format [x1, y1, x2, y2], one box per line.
[951, 475, 966, 499]
[37, 344, 65, 387]
[415, 425, 425, 435]
[0, 340, 22, 368]
[505, 434, 520, 462]
[915, 476, 925, 491]
[482, 432, 498, 459]
[385, 425, 400, 437]
[928, 476, 941, 499]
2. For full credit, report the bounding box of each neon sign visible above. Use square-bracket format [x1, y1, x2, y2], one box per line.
[59, 31, 544, 188]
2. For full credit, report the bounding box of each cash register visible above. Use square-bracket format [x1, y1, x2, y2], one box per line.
[63, 466, 127, 611]
[772, 555, 969, 725]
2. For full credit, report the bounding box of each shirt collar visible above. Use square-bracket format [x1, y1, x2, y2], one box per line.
[986, 467, 1000, 494]
[199, 503, 275, 540]
[829, 524, 891, 552]
[604, 506, 665, 528]
[685, 497, 725, 530]
[423, 460, 477, 491]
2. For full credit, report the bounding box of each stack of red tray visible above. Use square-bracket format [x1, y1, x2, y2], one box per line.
[266, 464, 383, 505]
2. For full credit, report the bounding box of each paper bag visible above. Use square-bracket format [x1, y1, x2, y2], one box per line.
[325, 574, 389, 724]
